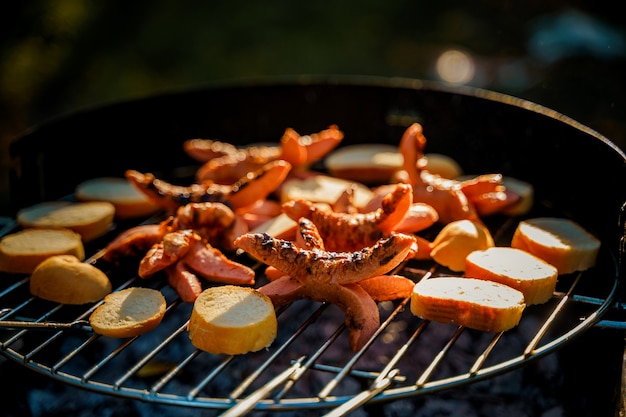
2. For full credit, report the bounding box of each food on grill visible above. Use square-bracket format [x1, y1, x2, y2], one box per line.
[410, 277, 526, 332]
[279, 173, 374, 209]
[399, 123, 478, 224]
[465, 247, 558, 305]
[359, 184, 439, 233]
[429, 219, 495, 272]
[16, 201, 115, 242]
[325, 142, 466, 185]
[125, 159, 292, 212]
[235, 199, 283, 230]
[0, 228, 85, 274]
[250, 212, 298, 239]
[358, 274, 416, 302]
[511, 217, 601, 274]
[282, 183, 414, 252]
[89, 287, 167, 338]
[29, 254, 112, 304]
[99, 201, 256, 302]
[187, 285, 277, 355]
[144, 231, 255, 283]
[421, 153, 464, 179]
[499, 177, 534, 216]
[235, 231, 416, 351]
[75, 177, 161, 219]
[102, 224, 165, 262]
[399, 123, 521, 223]
[325, 143, 403, 184]
[236, 232, 415, 286]
[137, 229, 255, 303]
[168, 201, 244, 252]
[187, 125, 343, 183]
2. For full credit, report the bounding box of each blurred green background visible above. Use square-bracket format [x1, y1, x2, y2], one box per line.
[1, 0, 625, 216]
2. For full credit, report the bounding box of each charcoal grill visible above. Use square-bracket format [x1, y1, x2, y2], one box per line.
[1, 76, 625, 415]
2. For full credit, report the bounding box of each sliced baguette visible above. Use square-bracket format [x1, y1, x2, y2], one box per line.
[76, 177, 160, 219]
[250, 212, 298, 240]
[465, 247, 558, 305]
[17, 201, 115, 242]
[187, 285, 277, 355]
[410, 277, 526, 332]
[422, 153, 463, 179]
[89, 287, 166, 338]
[280, 173, 374, 209]
[30, 254, 112, 304]
[0, 228, 85, 274]
[325, 144, 403, 184]
[511, 217, 600, 274]
[325, 144, 463, 184]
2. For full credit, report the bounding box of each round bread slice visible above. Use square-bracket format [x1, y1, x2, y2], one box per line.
[89, 287, 166, 338]
[429, 219, 495, 272]
[410, 277, 526, 332]
[511, 217, 600, 274]
[75, 177, 160, 219]
[0, 228, 85, 274]
[187, 285, 277, 355]
[422, 153, 463, 179]
[325, 144, 403, 184]
[465, 247, 558, 305]
[30, 254, 112, 304]
[17, 201, 115, 242]
[280, 174, 374, 209]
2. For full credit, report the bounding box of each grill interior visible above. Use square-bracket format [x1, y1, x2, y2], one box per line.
[2, 77, 625, 415]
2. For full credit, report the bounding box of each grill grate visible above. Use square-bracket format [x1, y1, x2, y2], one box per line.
[0, 203, 619, 414]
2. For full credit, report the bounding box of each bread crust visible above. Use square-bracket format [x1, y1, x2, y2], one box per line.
[0, 228, 85, 274]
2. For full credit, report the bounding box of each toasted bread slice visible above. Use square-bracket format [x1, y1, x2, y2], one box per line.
[89, 287, 166, 338]
[0, 228, 85, 274]
[325, 144, 402, 184]
[280, 173, 374, 209]
[17, 201, 115, 242]
[187, 285, 277, 355]
[76, 177, 161, 219]
[465, 247, 558, 305]
[410, 277, 526, 332]
[511, 217, 600, 274]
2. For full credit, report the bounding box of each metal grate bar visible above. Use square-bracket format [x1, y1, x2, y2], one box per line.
[81, 336, 138, 382]
[524, 272, 582, 357]
[114, 317, 188, 389]
[177, 349, 225, 399]
[416, 325, 465, 387]
[52, 333, 100, 373]
[227, 302, 329, 400]
[469, 332, 504, 375]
